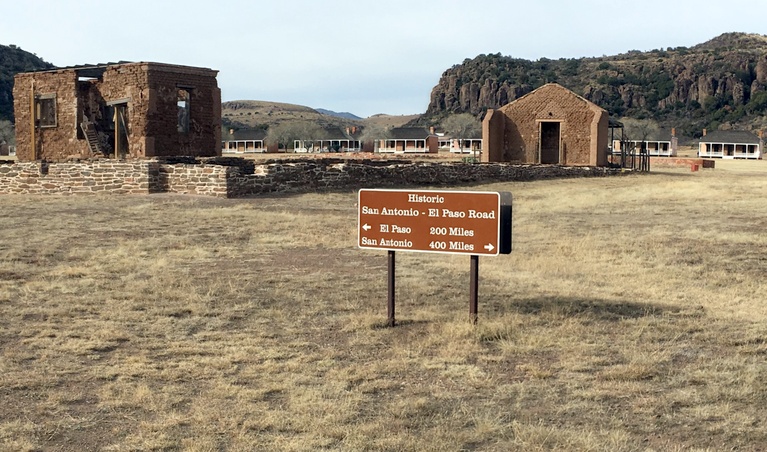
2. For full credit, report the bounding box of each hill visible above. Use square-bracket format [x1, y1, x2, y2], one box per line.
[0, 44, 55, 122]
[424, 32, 767, 137]
[221, 100, 415, 132]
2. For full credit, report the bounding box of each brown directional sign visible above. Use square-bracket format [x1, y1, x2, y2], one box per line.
[358, 189, 512, 256]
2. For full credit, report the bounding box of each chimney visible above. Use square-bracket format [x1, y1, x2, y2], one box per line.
[429, 126, 435, 134]
[229, 128, 234, 135]
[671, 127, 676, 137]
[702, 128, 707, 137]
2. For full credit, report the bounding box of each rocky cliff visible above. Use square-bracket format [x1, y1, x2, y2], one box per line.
[426, 33, 767, 137]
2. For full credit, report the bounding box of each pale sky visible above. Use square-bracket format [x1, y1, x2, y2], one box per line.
[3, 0, 766, 118]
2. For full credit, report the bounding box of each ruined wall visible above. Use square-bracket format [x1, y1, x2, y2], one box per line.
[0, 161, 152, 194]
[98, 64, 151, 158]
[0, 158, 622, 197]
[13, 63, 221, 162]
[481, 109, 505, 163]
[593, 112, 609, 166]
[13, 71, 83, 161]
[143, 64, 221, 158]
[225, 159, 620, 198]
[482, 84, 609, 166]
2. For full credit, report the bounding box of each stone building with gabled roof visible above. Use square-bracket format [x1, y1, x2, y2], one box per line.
[13, 61, 221, 162]
[698, 129, 762, 159]
[482, 83, 609, 166]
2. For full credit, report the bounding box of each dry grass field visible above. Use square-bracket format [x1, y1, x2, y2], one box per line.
[1, 159, 767, 451]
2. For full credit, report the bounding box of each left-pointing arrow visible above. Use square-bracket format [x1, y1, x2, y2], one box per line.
[362, 224, 372, 231]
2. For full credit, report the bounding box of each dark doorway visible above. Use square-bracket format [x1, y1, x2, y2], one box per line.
[539, 122, 561, 164]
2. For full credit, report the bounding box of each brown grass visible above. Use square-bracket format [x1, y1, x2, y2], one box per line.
[1, 160, 767, 451]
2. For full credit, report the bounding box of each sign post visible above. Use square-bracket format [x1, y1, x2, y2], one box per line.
[358, 189, 512, 325]
[388, 250, 396, 327]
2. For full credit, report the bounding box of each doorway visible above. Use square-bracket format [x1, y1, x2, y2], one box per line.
[539, 121, 561, 164]
[113, 103, 128, 159]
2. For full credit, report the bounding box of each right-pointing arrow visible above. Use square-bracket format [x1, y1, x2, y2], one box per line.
[484, 243, 495, 252]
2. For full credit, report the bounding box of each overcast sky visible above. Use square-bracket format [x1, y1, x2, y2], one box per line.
[3, 0, 766, 117]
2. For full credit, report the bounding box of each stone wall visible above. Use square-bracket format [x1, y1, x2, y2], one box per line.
[225, 159, 620, 197]
[13, 63, 220, 162]
[0, 161, 152, 195]
[13, 71, 79, 161]
[0, 157, 623, 198]
[143, 64, 221, 158]
[0, 160, 228, 196]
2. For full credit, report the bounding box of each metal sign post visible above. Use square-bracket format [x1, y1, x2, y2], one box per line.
[470, 254, 479, 324]
[358, 189, 512, 325]
[388, 250, 396, 327]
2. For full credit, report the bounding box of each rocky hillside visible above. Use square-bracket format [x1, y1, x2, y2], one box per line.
[425, 33, 767, 137]
[0, 44, 54, 121]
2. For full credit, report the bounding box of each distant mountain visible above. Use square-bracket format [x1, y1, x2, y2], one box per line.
[425, 32, 767, 137]
[315, 108, 362, 120]
[0, 44, 55, 122]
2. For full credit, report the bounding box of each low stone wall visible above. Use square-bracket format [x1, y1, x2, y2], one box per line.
[226, 159, 622, 197]
[0, 160, 230, 196]
[0, 161, 151, 195]
[0, 157, 624, 198]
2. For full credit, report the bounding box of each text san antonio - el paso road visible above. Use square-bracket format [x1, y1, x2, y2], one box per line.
[357, 189, 511, 256]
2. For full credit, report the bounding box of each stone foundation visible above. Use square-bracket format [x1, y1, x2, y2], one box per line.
[0, 157, 624, 198]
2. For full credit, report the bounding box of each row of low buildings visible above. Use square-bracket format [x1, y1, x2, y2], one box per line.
[221, 127, 482, 155]
[611, 129, 763, 160]
[9, 61, 764, 163]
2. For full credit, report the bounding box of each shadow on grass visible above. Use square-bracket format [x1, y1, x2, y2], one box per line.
[497, 295, 702, 322]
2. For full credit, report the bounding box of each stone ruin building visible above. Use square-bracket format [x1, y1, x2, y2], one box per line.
[482, 83, 609, 166]
[13, 62, 221, 162]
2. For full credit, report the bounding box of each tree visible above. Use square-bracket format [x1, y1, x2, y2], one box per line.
[441, 113, 481, 159]
[358, 124, 392, 153]
[266, 121, 325, 152]
[295, 122, 326, 152]
[621, 118, 660, 145]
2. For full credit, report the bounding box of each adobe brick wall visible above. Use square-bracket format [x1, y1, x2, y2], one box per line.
[0, 158, 623, 198]
[482, 83, 608, 166]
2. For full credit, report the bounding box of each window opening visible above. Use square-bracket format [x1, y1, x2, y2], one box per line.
[177, 88, 190, 133]
[36, 94, 57, 128]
